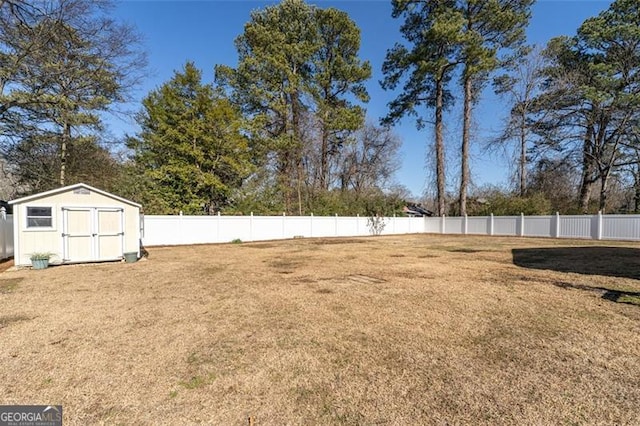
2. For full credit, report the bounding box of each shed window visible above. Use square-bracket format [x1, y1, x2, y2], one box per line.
[26, 207, 53, 228]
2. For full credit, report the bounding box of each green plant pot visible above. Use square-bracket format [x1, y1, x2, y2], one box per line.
[31, 258, 49, 270]
[123, 252, 138, 263]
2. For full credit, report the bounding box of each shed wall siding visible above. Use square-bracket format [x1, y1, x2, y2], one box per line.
[14, 189, 139, 266]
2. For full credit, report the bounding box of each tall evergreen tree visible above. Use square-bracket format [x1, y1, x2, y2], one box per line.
[216, 0, 370, 214]
[382, 0, 463, 216]
[457, 0, 533, 215]
[128, 62, 253, 214]
[311, 7, 371, 190]
[216, 0, 318, 214]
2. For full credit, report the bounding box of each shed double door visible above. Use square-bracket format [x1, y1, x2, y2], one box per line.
[62, 207, 124, 262]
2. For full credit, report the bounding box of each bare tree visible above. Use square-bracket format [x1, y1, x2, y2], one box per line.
[338, 123, 400, 194]
[493, 47, 547, 196]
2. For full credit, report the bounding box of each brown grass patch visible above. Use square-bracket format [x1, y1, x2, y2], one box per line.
[0, 314, 31, 329]
[0, 277, 22, 293]
[312, 238, 368, 245]
[0, 235, 639, 424]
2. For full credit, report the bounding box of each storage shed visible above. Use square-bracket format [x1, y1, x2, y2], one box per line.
[10, 183, 141, 266]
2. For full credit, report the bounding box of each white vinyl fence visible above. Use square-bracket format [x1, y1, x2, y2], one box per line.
[140, 212, 640, 247]
[0, 208, 13, 260]
[141, 213, 424, 246]
[424, 212, 640, 241]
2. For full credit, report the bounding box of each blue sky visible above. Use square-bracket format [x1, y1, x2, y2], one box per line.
[112, 0, 613, 198]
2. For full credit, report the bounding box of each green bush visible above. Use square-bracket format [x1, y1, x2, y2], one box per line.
[470, 192, 553, 216]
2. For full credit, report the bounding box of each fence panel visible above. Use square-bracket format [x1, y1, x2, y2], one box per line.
[602, 215, 640, 241]
[336, 217, 368, 237]
[446, 217, 465, 234]
[384, 217, 422, 234]
[282, 216, 312, 239]
[248, 216, 285, 241]
[494, 216, 518, 236]
[467, 216, 490, 235]
[309, 216, 336, 238]
[424, 217, 441, 233]
[178, 216, 218, 245]
[523, 216, 553, 238]
[143, 216, 180, 246]
[0, 214, 13, 260]
[559, 215, 592, 239]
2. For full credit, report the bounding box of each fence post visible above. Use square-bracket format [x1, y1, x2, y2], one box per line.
[441, 214, 446, 234]
[393, 213, 397, 234]
[464, 214, 468, 235]
[0, 207, 5, 259]
[356, 214, 360, 235]
[217, 212, 221, 243]
[335, 213, 338, 237]
[489, 213, 494, 236]
[554, 212, 560, 238]
[282, 212, 286, 239]
[310, 213, 313, 238]
[250, 212, 254, 242]
[520, 213, 525, 237]
[597, 211, 603, 240]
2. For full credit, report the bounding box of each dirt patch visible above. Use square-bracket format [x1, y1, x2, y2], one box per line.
[0, 235, 639, 425]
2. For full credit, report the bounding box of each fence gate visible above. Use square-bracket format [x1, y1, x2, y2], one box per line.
[62, 207, 124, 262]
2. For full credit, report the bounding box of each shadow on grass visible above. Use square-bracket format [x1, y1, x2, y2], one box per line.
[512, 247, 640, 306]
[512, 247, 640, 280]
[551, 280, 640, 306]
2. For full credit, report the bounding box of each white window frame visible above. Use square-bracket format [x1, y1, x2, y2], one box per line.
[24, 205, 56, 231]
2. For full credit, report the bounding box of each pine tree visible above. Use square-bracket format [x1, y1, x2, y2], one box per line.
[457, 0, 533, 215]
[216, 0, 371, 214]
[382, 0, 463, 215]
[129, 62, 253, 214]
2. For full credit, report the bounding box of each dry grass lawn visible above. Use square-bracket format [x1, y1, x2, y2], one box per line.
[1, 234, 640, 425]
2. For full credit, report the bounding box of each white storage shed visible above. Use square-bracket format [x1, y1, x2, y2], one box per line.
[10, 183, 141, 266]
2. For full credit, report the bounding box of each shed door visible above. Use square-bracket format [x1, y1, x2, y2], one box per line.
[62, 207, 124, 262]
[96, 209, 124, 260]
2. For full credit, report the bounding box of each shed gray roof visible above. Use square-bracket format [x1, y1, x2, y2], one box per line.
[9, 183, 141, 208]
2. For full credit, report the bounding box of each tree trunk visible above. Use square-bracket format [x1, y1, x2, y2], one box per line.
[519, 113, 527, 197]
[320, 115, 329, 191]
[635, 172, 640, 213]
[297, 160, 303, 215]
[599, 169, 610, 213]
[459, 74, 472, 216]
[435, 76, 446, 216]
[59, 121, 70, 186]
[290, 89, 303, 215]
[579, 126, 596, 213]
[280, 149, 292, 214]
